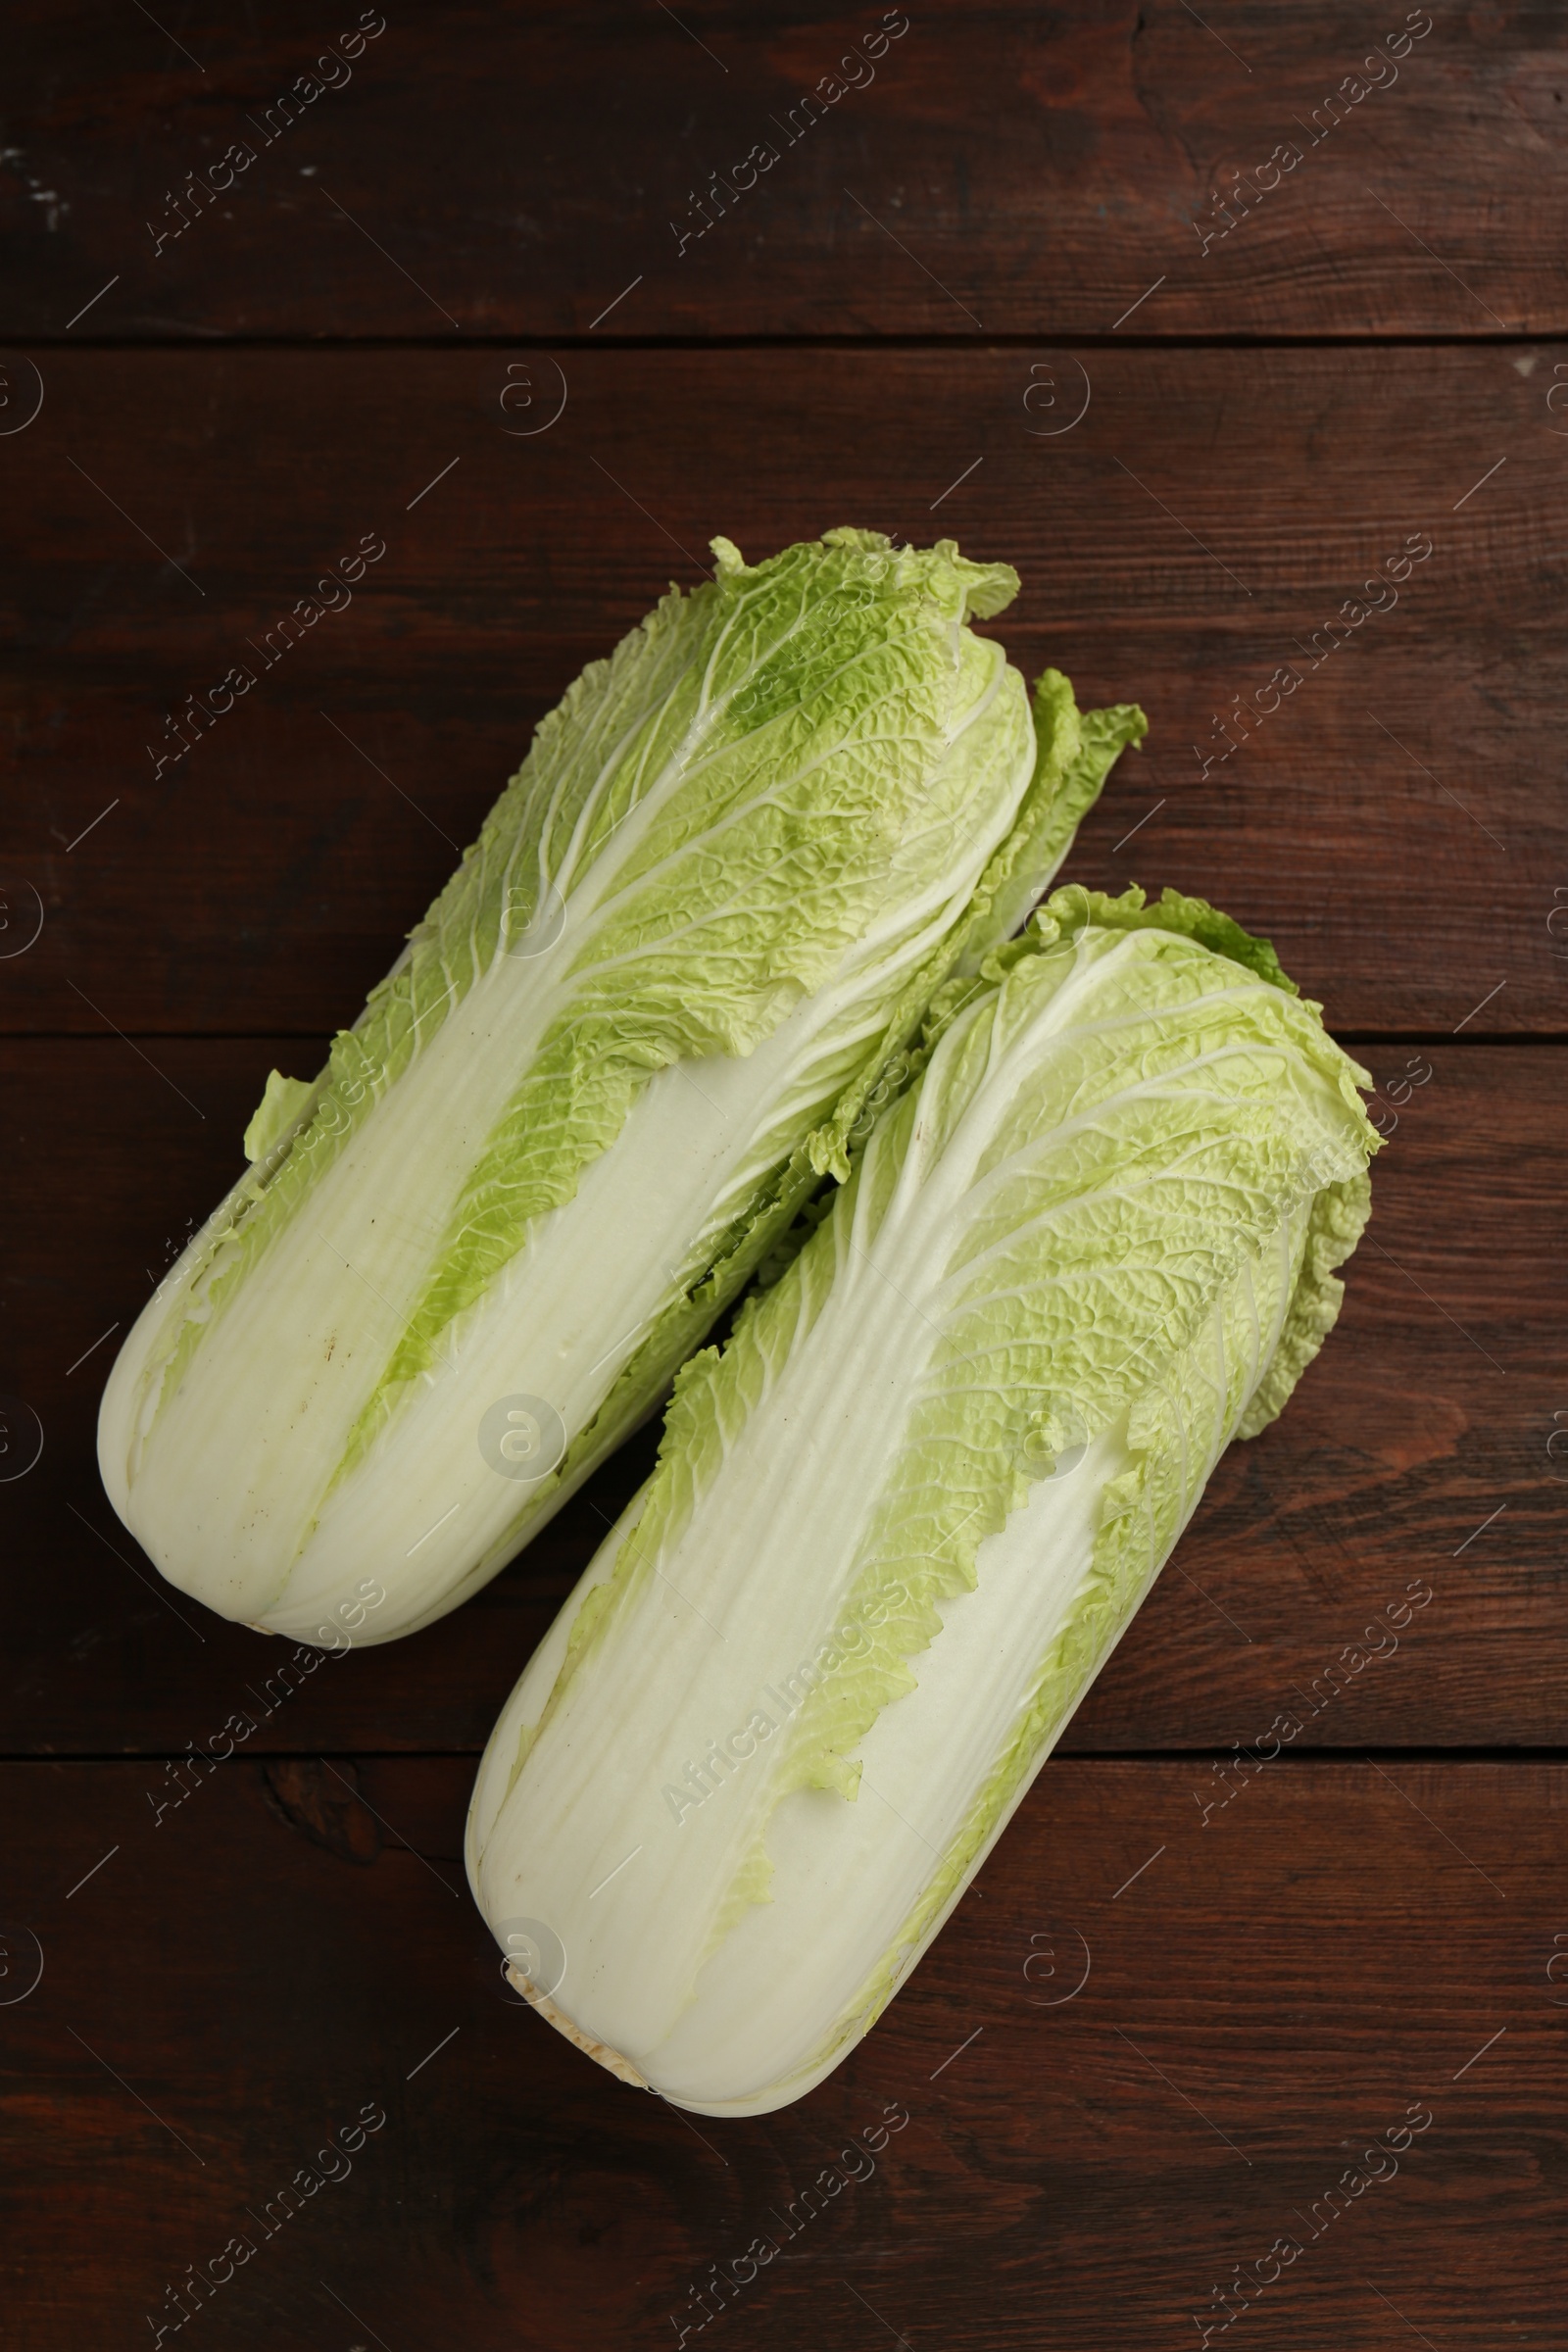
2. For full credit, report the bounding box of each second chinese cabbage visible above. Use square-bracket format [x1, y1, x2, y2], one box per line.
[468, 886, 1378, 2114]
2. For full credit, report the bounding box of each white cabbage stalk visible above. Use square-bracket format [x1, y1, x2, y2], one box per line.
[468, 886, 1378, 2116]
[98, 530, 1144, 1644]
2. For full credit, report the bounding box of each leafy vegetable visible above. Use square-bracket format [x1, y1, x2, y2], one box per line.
[467, 885, 1377, 2116]
[99, 530, 1143, 1644]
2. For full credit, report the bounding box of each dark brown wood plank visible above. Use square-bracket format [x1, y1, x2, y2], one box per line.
[3, 1038, 1560, 1754]
[3, 345, 1565, 1037]
[1, 1756, 1560, 2348]
[4, 4, 1565, 341]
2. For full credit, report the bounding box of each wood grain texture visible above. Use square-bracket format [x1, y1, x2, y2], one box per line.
[3, 12, 1564, 2344]
[3, 1039, 1561, 1753]
[2, 1756, 1560, 2349]
[3, 3, 1565, 341]
[3, 346, 1565, 1038]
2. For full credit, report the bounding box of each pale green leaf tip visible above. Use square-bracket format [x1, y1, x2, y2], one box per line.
[242, 1070, 315, 1165]
[1037, 882, 1298, 996]
[709, 528, 1019, 620]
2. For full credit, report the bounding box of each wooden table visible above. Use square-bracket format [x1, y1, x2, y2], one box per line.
[3, 6, 1564, 2345]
